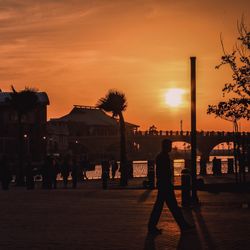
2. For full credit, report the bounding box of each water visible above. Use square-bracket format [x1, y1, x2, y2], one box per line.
[85, 156, 234, 179]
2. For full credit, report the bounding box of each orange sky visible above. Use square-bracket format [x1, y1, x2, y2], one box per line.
[0, 0, 249, 131]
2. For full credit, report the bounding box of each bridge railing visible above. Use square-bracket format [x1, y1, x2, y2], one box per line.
[133, 130, 250, 137]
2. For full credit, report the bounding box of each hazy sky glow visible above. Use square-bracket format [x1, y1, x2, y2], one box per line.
[165, 88, 186, 108]
[0, 0, 249, 131]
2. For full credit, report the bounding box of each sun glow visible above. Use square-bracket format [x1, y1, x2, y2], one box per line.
[165, 88, 185, 107]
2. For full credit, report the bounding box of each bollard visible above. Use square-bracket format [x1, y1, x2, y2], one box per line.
[199, 157, 207, 175]
[181, 168, 191, 207]
[102, 175, 108, 189]
[147, 160, 155, 189]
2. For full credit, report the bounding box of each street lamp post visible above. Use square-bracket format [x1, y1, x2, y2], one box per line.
[190, 57, 199, 203]
[24, 134, 30, 156]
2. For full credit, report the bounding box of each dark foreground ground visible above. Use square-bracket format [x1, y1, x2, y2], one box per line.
[0, 176, 249, 250]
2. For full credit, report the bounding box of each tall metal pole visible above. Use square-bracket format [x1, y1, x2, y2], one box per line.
[190, 57, 199, 203]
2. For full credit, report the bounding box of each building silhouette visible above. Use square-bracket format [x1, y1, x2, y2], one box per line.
[47, 105, 138, 160]
[0, 92, 49, 162]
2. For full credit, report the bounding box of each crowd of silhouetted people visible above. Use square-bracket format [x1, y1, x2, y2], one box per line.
[0, 152, 243, 191]
[212, 157, 222, 175]
[0, 153, 120, 191]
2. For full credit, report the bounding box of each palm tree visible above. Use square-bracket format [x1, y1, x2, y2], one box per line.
[97, 90, 128, 186]
[8, 86, 38, 185]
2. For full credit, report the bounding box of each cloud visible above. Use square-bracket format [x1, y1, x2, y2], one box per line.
[0, 0, 249, 130]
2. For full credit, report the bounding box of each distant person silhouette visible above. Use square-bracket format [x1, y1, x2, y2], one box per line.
[51, 158, 59, 189]
[148, 139, 193, 235]
[0, 155, 12, 190]
[82, 156, 89, 180]
[71, 158, 78, 189]
[61, 156, 70, 188]
[42, 156, 51, 189]
[212, 157, 221, 175]
[111, 159, 118, 180]
[26, 159, 35, 190]
[101, 160, 110, 189]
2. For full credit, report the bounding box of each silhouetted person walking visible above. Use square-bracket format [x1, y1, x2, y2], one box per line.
[0, 155, 12, 190]
[71, 158, 78, 189]
[148, 139, 193, 235]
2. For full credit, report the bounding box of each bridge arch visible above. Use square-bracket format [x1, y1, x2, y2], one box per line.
[171, 141, 201, 160]
[211, 141, 233, 151]
[198, 138, 235, 162]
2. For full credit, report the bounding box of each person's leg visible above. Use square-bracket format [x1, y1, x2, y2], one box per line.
[84, 170, 88, 179]
[148, 192, 164, 231]
[52, 177, 56, 189]
[63, 177, 67, 188]
[73, 177, 77, 188]
[165, 189, 189, 229]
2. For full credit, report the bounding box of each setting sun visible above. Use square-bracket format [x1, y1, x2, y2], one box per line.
[165, 88, 185, 107]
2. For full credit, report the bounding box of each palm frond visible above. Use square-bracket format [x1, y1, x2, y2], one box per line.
[8, 85, 39, 115]
[96, 89, 127, 117]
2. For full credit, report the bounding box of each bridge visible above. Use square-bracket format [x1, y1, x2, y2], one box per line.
[130, 130, 250, 161]
[52, 130, 250, 163]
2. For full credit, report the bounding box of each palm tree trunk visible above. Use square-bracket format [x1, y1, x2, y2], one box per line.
[119, 112, 128, 186]
[16, 114, 25, 186]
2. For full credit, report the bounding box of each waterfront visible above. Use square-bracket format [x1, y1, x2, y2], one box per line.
[85, 156, 234, 180]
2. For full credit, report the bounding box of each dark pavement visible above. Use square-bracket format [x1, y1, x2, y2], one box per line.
[0, 177, 249, 250]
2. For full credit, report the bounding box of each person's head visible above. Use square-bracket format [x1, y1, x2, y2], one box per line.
[161, 139, 172, 152]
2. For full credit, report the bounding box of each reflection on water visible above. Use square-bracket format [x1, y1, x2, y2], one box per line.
[86, 156, 234, 180]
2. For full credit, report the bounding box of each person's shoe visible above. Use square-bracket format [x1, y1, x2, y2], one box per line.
[180, 223, 195, 232]
[148, 227, 162, 236]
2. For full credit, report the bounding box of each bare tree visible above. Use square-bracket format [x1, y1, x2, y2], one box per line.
[207, 19, 250, 183]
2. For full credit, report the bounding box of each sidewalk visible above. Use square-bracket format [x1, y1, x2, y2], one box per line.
[0, 179, 249, 250]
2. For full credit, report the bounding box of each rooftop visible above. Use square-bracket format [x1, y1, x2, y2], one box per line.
[0, 92, 50, 105]
[50, 105, 139, 127]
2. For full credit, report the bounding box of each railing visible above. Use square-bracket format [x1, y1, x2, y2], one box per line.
[133, 130, 250, 137]
[73, 105, 99, 110]
[84, 159, 233, 179]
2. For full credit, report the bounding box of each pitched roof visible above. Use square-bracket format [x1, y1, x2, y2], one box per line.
[51, 106, 118, 126]
[0, 92, 50, 105]
[50, 105, 139, 128]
